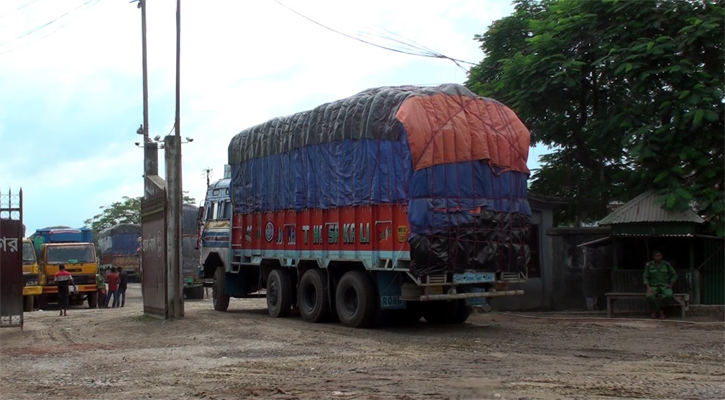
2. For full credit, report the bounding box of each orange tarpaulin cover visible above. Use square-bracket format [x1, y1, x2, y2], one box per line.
[396, 94, 530, 173]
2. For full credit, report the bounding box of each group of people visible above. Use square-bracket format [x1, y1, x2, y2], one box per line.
[95, 266, 129, 309]
[52, 264, 130, 316]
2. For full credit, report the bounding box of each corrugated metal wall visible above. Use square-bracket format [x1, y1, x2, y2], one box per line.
[701, 239, 724, 305]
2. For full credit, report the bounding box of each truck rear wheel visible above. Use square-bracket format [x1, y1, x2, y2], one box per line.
[213, 268, 230, 311]
[87, 291, 98, 308]
[335, 271, 377, 328]
[298, 269, 330, 323]
[23, 296, 33, 312]
[451, 300, 471, 324]
[267, 269, 292, 318]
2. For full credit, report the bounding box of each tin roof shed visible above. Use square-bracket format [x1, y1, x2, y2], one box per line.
[598, 190, 705, 237]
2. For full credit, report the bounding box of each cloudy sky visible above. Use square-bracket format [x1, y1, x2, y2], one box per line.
[0, 0, 546, 234]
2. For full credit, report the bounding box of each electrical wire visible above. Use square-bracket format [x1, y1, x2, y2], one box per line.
[271, 0, 475, 71]
[0, 0, 100, 56]
[0, 0, 42, 20]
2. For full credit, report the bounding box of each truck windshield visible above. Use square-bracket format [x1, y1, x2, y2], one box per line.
[46, 245, 95, 264]
[22, 242, 36, 265]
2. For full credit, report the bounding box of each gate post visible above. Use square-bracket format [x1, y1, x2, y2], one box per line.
[141, 191, 168, 318]
[0, 188, 24, 330]
[165, 135, 183, 318]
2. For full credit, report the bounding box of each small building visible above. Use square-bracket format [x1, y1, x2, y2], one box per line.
[586, 190, 724, 308]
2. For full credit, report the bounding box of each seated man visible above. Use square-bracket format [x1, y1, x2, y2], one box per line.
[644, 250, 678, 319]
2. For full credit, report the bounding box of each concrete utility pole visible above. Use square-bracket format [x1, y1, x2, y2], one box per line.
[139, 0, 159, 199]
[165, 0, 184, 319]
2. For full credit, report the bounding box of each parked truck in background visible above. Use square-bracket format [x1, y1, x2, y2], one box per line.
[98, 224, 141, 282]
[30, 227, 99, 308]
[199, 176, 232, 291]
[182, 204, 205, 299]
[21, 238, 42, 311]
[201, 84, 533, 328]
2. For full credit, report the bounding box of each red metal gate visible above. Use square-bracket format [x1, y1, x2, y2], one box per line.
[141, 192, 167, 318]
[0, 189, 24, 329]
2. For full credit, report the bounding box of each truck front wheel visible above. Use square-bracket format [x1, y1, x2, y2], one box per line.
[335, 271, 377, 328]
[23, 296, 33, 312]
[298, 269, 330, 323]
[87, 291, 98, 308]
[267, 269, 292, 318]
[213, 268, 230, 311]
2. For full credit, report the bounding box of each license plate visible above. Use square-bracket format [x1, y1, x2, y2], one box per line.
[453, 272, 495, 284]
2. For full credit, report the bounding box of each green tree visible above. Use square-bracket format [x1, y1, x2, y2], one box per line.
[85, 193, 197, 234]
[466, 0, 724, 235]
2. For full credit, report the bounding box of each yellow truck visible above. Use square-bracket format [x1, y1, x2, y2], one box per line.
[21, 239, 42, 311]
[32, 228, 99, 309]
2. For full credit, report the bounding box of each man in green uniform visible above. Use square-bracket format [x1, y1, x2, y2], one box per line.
[644, 250, 677, 319]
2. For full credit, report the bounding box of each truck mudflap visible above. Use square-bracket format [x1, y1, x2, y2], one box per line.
[419, 289, 524, 302]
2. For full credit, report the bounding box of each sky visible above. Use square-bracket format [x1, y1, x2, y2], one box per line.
[0, 0, 548, 234]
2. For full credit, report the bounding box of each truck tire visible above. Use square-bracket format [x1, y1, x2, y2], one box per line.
[36, 295, 47, 310]
[335, 271, 377, 328]
[87, 291, 99, 309]
[298, 269, 330, 323]
[23, 296, 33, 312]
[450, 300, 471, 324]
[423, 301, 458, 325]
[267, 269, 293, 318]
[213, 267, 230, 311]
[184, 287, 204, 300]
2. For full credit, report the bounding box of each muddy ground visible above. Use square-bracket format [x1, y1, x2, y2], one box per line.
[0, 284, 723, 400]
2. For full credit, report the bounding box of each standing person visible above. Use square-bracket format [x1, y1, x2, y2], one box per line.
[105, 267, 120, 308]
[117, 267, 128, 307]
[96, 269, 107, 309]
[644, 250, 678, 319]
[54, 264, 75, 317]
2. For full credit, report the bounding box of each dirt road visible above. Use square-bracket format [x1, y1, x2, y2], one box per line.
[1, 284, 723, 400]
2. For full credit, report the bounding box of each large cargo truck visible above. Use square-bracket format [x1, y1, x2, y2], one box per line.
[31, 227, 99, 308]
[21, 239, 42, 311]
[201, 84, 532, 328]
[98, 224, 142, 282]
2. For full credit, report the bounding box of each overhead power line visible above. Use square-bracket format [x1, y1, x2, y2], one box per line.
[0, 0, 100, 56]
[271, 0, 475, 71]
[0, 0, 42, 21]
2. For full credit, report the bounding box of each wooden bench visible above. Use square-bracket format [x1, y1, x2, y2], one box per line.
[605, 292, 690, 319]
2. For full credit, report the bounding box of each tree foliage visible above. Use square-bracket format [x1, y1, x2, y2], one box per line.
[85, 193, 197, 234]
[466, 0, 724, 234]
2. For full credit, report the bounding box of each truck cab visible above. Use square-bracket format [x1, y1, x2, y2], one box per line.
[32, 228, 100, 308]
[199, 176, 233, 299]
[21, 239, 42, 311]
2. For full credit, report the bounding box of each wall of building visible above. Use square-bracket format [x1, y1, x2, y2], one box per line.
[548, 227, 612, 311]
[492, 206, 555, 311]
